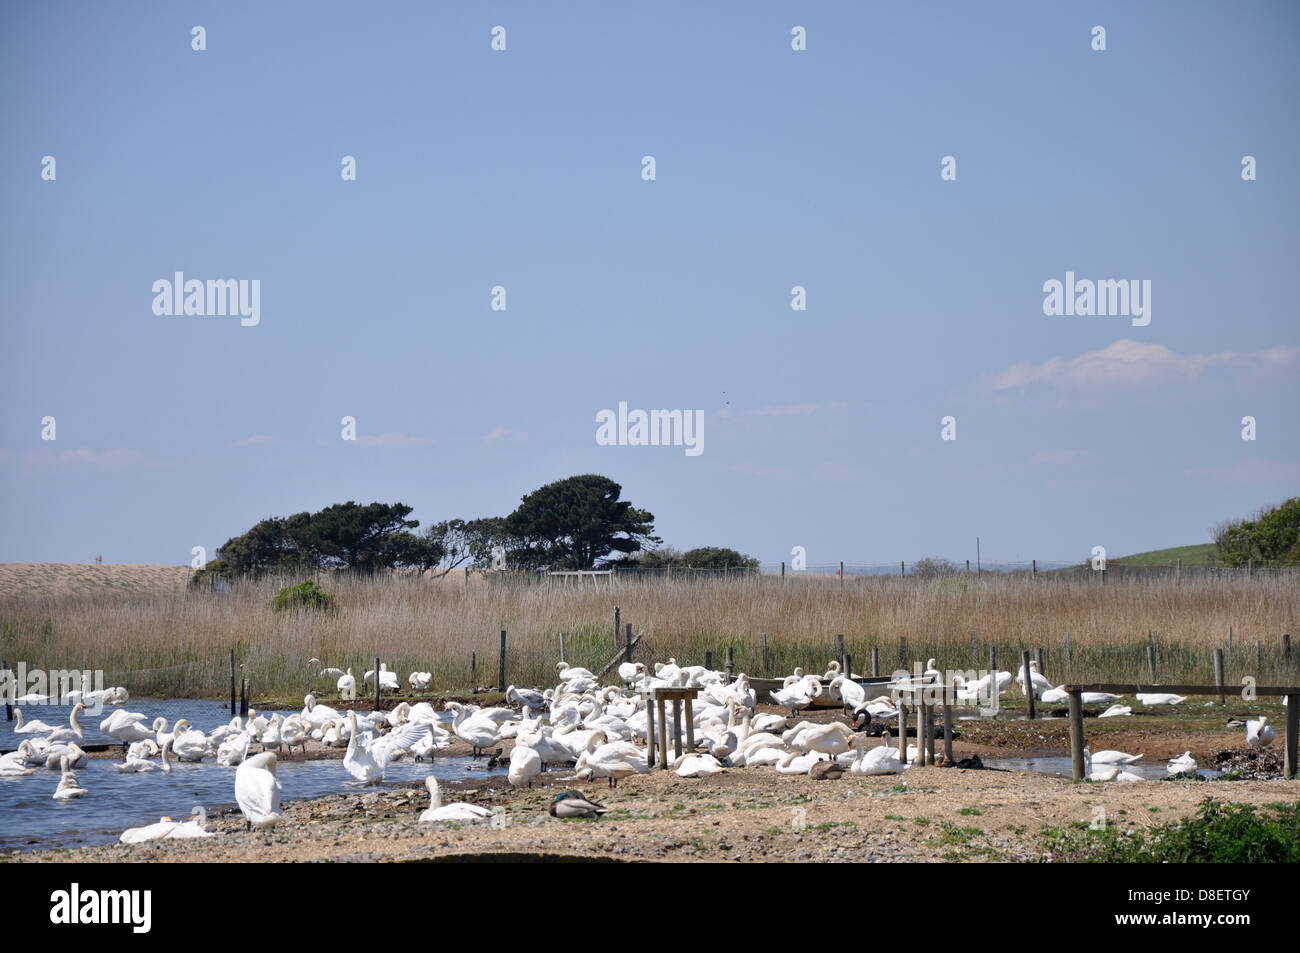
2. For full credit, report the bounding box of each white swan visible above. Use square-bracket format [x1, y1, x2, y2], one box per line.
[1098, 704, 1132, 718]
[419, 776, 492, 822]
[13, 708, 56, 734]
[235, 752, 282, 829]
[1137, 693, 1187, 707]
[576, 738, 649, 787]
[508, 743, 543, 788]
[1167, 751, 1197, 774]
[1247, 716, 1274, 748]
[782, 721, 855, 756]
[506, 685, 546, 709]
[408, 671, 433, 691]
[674, 753, 724, 778]
[849, 732, 906, 776]
[363, 663, 400, 692]
[0, 744, 36, 777]
[309, 658, 346, 681]
[217, 730, 252, 767]
[120, 815, 213, 844]
[337, 668, 357, 700]
[52, 755, 86, 799]
[1088, 749, 1142, 764]
[342, 710, 428, 783]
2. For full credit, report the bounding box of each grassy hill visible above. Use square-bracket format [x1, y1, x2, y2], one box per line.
[1110, 543, 1218, 567]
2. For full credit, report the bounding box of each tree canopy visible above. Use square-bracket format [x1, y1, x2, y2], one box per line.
[1213, 497, 1300, 566]
[501, 474, 660, 570]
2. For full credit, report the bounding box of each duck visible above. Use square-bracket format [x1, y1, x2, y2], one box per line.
[419, 776, 493, 822]
[1246, 716, 1274, 748]
[52, 755, 86, 799]
[13, 708, 56, 734]
[235, 752, 282, 829]
[548, 790, 608, 819]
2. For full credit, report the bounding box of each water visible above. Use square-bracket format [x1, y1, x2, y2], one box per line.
[0, 698, 505, 851]
[984, 755, 1223, 781]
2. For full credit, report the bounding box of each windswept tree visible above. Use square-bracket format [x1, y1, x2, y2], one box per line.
[1214, 497, 1300, 566]
[503, 475, 659, 570]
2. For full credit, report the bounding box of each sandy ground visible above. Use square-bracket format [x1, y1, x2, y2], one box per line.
[16, 702, 1298, 864]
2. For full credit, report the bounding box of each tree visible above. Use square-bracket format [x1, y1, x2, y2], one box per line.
[1213, 497, 1300, 567]
[679, 547, 759, 569]
[911, 557, 959, 578]
[503, 475, 659, 570]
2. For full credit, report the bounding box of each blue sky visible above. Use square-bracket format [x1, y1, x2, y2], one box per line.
[1, 1, 1297, 568]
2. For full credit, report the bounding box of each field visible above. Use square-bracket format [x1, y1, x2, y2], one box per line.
[1, 565, 1297, 699]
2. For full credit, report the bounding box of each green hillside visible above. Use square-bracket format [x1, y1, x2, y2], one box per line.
[1111, 543, 1217, 567]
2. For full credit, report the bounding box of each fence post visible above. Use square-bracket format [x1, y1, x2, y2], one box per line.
[1149, 631, 1159, 679]
[966, 559, 970, 573]
[230, 649, 236, 715]
[705, 650, 713, 671]
[1227, 625, 1233, 658]
[625, 623, 633, 662]
[845, 653, 853, 681]
[1032, 559, 1037, 575]
[900, 561, 905, 576]
[988, 646, 998, 712]
[1213, 649, 1225, 705]
[1068, 690, 1085, 781]
[239, 677, 248, 717]
[498, 630, 507, 691]
[725, 647, 734, 680]
[840, 561, 844, 588]
[870, 646, 880, 677]
[374, 656, 381, 710]
[1286, 692, 1299, 780]
[2, 660, 11, 722]
[1256, 640, 1262, 676]
[836, 634, 845, 673]
[897, 700, 907, 762]
[614, 605, 620, 648]
[781, 561, 785, 580]
[761, 633, 768, 674]
[1035, 646, 1045, 677]
[1023, 651, 1036, 720]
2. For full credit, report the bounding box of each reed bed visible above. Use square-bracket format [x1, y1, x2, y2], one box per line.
[1, 571, 1297, 699]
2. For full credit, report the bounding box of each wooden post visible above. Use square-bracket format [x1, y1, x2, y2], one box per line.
[870, 646, 879, 677]
[845, 653, 853, 681]
[1023, 651, 1036, 720]
[1285, 693, 1299, 781]
[684, 695, 695, 752]
[970, 630, 978, 667]
[614, 605, 620, 648]
[1213, 649, 1225, 705]
[840, 561, 844, 588]
[900, 561, 905, 576]
[672, 699, 683, 760]
[781, 561, 785, 580]
[916, 698, 926, 765]
[240, 677, 248, 717]
[897, 701, 907, 762]
[725, 647, 734, 680]
[657, 696, 669, 768]
[836, 634, 845, 672]
[471, 651, 476, 685]
[1032, 559, 1037, 575]
[625, 623, 633, 662]
[898, 636, 907, 668]
[374, 656, 381, 710]
[942, 687, 954, 764]
[230, 649, 236, 715]
[988, 646, 998, 712]
[2, 660, 11, 721]
[645, 692, 656, 767]
[705, 650, 713, 671]
[1227, 625, 1233, 658]
[559, 633, 566, 664]
[1068, 690, 1085, 781]
[1063, 632, 1071, 667]
[1035, 646, 1045, 676]
[761, 633, 769, 674]
[498, 630, 507, 691]
[1256, 640, 1262, 676]
[966, 559, 970, 573]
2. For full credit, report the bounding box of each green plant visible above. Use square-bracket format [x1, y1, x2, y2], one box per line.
[271, 579, 336, 613]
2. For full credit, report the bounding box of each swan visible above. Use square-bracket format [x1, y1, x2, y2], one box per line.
[1246, 716, 1274, 748]
[775, 751, 831, 775]
[218, 730, 252, 767]
[14, 692, 50, 704]
[1098, 704, 1132, 718]
[309, 658, 346, 681]
[831, 675, 867, 712]
[42, 742, 87, 770]
[52, 755, 86, 799]
[337, 668, 357, 700]
[116, 738, 168, 773]
[1137, 693, 1187, 707]
[13, 709, 56, 734]
[235, 752, 282, 829]
[548, 790, 608, 818]
[674, 753, 724, 778]
[617, 661, 646, 686]
[419, 776, 493, 822]
[1088, 749, 1142, 764]
[782, 721, 854, 756]
[408, 671, 433, 691]
[363, 663, 400, 692]
[849, 732, 906, 776]
[576, 738, 649, 787]
[1167, 751, 1197, 774]
[506, 685, 546, 709]
[1015, 660, 1053, 697]
[769, 676, 821, 716]
[1081, 692, 1121, 704]
[280, 715, 310, 757]
[342, 710, 428, 783]
[0, 744, 36, 777]
[508, 744, 543, 788]
[101, 711, 157, 747]
[750, 712, 788, 734]
[173, 720, 215, 761]
[450, 710, 506, 757]
[120, 815, 213, 844]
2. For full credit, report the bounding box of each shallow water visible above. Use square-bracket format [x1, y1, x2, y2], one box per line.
[984, 755, 1222, 781]
[0, 698, 504, 851]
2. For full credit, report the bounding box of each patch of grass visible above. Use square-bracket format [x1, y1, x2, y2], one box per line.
[814, 820, 857, 831]
[913, 816, 930, 826]
[764, 826, 784, 835]
[937, 822, 982, 847]
[957, 807, 982, 816]
[1041, 799, 1300, 863]
[884, 814, 905, 821]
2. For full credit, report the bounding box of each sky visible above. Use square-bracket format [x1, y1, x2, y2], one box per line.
[1, 1, 1297, 569]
